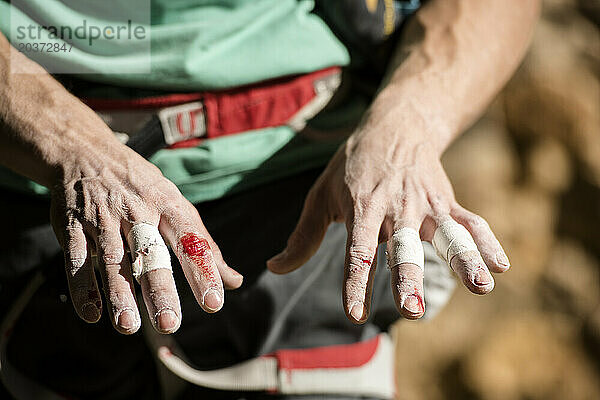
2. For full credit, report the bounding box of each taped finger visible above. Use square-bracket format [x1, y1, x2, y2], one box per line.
[387, 227, 425, 319]
[126, 222, 173, 282]
[451, 207, 510, 273]
[386, 227, 424, 271]
[125, 222, 180, 333]
[432, 219, 494, 294]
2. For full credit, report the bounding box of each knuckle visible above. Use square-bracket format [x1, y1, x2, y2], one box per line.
[347, 245, 375, 274]
[100, 249, 124, 265]
[353, 192, 373, 210]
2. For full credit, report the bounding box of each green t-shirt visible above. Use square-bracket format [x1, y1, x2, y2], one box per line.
[0, 0, 353, 202]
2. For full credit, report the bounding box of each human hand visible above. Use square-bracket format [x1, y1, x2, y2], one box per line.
[267, 119, 510, 323]
[0, 37, 242, 335]
[47, 115, 244, 334]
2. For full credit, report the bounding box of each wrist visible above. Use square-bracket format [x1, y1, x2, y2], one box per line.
[356, 88, 455, 157]
[1, 81, 122, 187]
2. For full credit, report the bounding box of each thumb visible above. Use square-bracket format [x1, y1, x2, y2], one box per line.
[267, 187, 331, 274]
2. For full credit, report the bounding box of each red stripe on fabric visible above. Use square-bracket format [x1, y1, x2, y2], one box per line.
[83, 93, 204, 110]
[82, 67, 339, 112]
[271, 335, 380, 370]
[168, 138, 203, 149]
[203, 67, 339, 139]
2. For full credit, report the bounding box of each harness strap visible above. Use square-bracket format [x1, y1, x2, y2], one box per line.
[84, 67, 342, 158]
[145, 322, 396, 399]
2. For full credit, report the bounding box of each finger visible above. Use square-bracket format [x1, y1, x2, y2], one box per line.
[63, 220, 102, 323]
[171, 230, 224, 313]
[387, 227, 425, 319]
[125, 222, 181, 333]
[451, 206, 510, 273]
[140, 269, 182, 334]
[343, 216, 381, 324]
[96, 220, 140, 334]
[160, 209, 225, 312]
[203, 234, 243, 290]
[160, 205, 242, 302]
[432, 218, 494, 295]
[267, 185, 331, 274]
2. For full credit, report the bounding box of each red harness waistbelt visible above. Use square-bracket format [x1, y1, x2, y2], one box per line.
[83, 67, 342, 150]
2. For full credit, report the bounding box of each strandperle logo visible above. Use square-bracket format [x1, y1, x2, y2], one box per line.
[15, 20, 147, 46]
[9, 0, 151, 74]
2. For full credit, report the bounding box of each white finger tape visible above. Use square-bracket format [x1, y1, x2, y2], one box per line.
[432, 219, 478, 264]
[386, 227, 424, 271]
[126, 223, 172, 282]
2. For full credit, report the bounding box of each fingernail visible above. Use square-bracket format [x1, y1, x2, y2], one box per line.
[156, 309, 179, 332]
[81, 303, 100, 322]
[496, 252, 510, 268]
[403, 294, 424, 315]
[203, 289, 222, 312]
[474, 269, 492, 286]
[116, 309, 137, 331]
[350, 303, 364, 322]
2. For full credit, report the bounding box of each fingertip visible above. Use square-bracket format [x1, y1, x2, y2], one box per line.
[469, 269, 495, 295]
[115, 308, 141, 335]
[219, 263, 244, 290]
[348, 302, 366, 324]
[202, 289, 223, 313]
[81, 302, 101, 323]
[155, 309, 180, 334]
[492, 251, 511, 272]
[224, 273, 243, 290]
[400, 294, 425, 320]
[266, 251, 295, 274]
[390, 263, 425, 320]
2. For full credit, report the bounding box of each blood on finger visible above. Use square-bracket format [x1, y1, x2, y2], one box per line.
[411, 287, 424, 314]
[179, 233, 218, 282]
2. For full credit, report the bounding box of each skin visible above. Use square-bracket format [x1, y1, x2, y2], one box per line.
[0, 0, 540, 335]
[0, 34, 242, 335]
[267, 0, 541, 322]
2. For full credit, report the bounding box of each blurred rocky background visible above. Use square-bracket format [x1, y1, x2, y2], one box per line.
[393, 0, 600, 399]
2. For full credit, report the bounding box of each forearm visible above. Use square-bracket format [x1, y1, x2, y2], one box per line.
[362, 0, 540, 153]
[0, 31, 122, 187]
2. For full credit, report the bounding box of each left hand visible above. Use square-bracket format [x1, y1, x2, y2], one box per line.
[267, 119, 510, 323]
